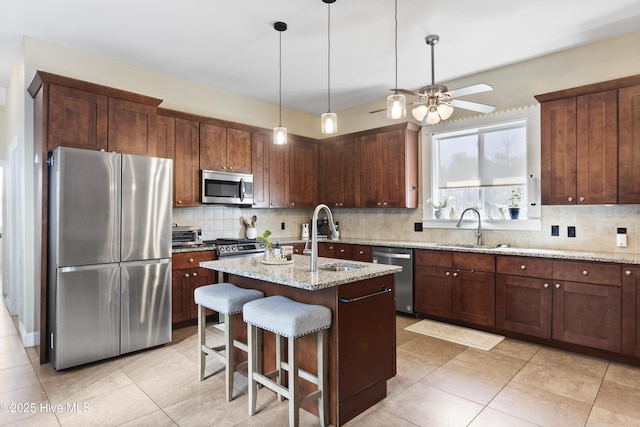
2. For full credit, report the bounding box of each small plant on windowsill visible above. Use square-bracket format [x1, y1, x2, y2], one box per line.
[427, 198, 448, 219]
[508, 186, 523, 219]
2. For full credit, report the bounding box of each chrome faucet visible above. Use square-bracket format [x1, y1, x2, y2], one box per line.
[308, 204, 338, 271]
[456, 207, 483, 245]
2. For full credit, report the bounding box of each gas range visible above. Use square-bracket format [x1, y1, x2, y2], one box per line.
[204, 238, 266, 258]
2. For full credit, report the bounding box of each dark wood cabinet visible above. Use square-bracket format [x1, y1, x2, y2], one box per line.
[316, 243, 372, 262]
[320, 137, 360, 208]
[415, 250, 495, 327]
[108, 98, 160, 157]
[268, 142, 290, 208]
[318, 242, 335, 258]
[199, 123, 252, 173]
[289, 137, 319, 208]
[622, 266, 640, 357]
[47, 83, 108, 151]
[172, 251, 217, 325]
[360, 124, 419, 208]
[496, 256, 553, 338]
[172, 118, 201, 207]
[351, 245, 372, 262]
[618, 85, 640, 203]
[251, 132, 270, 208]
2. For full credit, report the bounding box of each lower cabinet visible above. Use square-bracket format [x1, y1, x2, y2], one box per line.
[171, 251, 217, 325]
[317, 242, 372, 262]
[496, 256, 621, 352]
[622, 266, 640, 357]
[415, 250, 495, 327]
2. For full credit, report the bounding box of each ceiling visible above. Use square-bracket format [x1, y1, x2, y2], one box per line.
[2, 0, 640, 114]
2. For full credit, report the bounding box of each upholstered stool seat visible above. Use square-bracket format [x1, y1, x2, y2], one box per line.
[194, 283, 264, 402]
[243, 295, 332, 427]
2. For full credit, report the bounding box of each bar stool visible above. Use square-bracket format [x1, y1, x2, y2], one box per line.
[194, 283, 264, 402]
[243, 295, 332, 427]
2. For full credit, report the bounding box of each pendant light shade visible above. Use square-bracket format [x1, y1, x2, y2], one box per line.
[273, 21, 288, 145]
[321, 0, 337, 134]
[386, 0, 405, 119]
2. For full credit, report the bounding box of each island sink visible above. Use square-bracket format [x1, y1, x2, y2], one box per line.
[319, 262, 366, 272]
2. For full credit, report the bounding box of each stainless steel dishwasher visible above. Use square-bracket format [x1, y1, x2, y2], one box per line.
[372, 247, 414, 314]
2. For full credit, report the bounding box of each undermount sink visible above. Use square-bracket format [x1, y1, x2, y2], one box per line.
[319, 262, 366, 272]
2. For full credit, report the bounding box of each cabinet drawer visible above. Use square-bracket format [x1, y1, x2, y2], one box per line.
[172, 250, 216, 270]
[496, 256, 553, 278]
[452, 252, 495, 273]
[351, 245, 372, 262]
[552, 260, 621, 286]
[415, 250, 452, 267]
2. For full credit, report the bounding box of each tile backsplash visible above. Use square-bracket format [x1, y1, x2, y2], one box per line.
[173, 204, 640, 254]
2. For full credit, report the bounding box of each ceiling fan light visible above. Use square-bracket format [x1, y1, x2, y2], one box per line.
[321, 112, 337, 134]
[426, 107, 441, 125]
[273, 126, 287, 145]
[387, 93, 406, 119]
[412, 105, 428, 121]
[437, 102, 454, 120]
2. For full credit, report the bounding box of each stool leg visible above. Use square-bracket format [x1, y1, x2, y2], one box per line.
[247, 323, 258, 416]
[318, 329, 329, 427]
[224, 313, 234, 402]
[288, 337, 299, 427]
[198, 304, 206, 381]
[276, 333, 284, 402]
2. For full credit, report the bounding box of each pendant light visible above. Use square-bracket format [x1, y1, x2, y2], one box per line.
[273, 21, 288, 145]
[321, 0, 337, 134]
[386, 0, 405, 119]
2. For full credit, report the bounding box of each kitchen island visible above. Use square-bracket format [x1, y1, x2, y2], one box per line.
[200, 254, 401, 426]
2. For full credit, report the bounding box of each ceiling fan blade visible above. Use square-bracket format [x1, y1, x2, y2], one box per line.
[369, 107, 386, 114]
[450, 99, 496, 114]
[445, 83, 493, 98]
[395, 88, 423, 97]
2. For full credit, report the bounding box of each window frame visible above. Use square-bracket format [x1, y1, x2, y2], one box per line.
[421, 106, 542, 231]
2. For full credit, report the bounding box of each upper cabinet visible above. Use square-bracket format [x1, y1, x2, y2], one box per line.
[289, 136, 319, 209]
[199, 123, 251, 173]
[320, 136, 360, 208]
[172, 117, 201, 208]
[536, 74, 640, 205]
[360, 123, 419, 208]
[29, 71, 163, 157]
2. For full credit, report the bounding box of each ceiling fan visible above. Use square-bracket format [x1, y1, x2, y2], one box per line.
[373, 34, 496, 125]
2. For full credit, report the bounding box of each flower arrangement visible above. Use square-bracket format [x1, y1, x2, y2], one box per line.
[509, 186, 524, 208]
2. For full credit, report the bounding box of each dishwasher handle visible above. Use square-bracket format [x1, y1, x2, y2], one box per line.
[372, 251, 412, 260]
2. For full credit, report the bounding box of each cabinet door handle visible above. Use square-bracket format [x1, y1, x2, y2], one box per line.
[520, 265, 526, 270]
[339, 286, 392, 304]
[377, 202, 382, 206]
[228, 166, 233, 170]
[192, 272, 198, 277]
[189, 258, 194, 263]
[582, 270, 588, 276]
[359, 250, 364, 255]
[340, 249, 345, 253]
[184, 273, 190, 278]
[626, 270, 632, 276]
[177, 200, 183, 204]
[579, 196, 585, 202]
[445, 271, 450, 276]
[290, 203, 295, 207]
[568, 197, 574, 202]
[555, 283, 561, 289]
[543, 283, 549, 288]
[222, 166, 226, 170]
[453, 272, 458, 277]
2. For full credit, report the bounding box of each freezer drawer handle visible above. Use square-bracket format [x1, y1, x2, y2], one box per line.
[372, 252, 411, 260]
[339, 286, 392, 304]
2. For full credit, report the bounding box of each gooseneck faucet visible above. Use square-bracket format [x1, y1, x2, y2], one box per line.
[456, 207, 483, 245]
[309, 204, 338, 271]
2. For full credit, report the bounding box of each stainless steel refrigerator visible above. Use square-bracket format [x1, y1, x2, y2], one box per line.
[48, 147, 172, 370]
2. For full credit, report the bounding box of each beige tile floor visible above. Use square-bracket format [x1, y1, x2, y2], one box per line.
[2, 301, 640, 427]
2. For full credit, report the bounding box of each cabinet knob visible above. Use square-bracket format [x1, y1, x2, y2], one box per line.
[453, 272, 458, 277]
[377, 202, 382, 206]
[555, 283, 561, 289]
[445, 271, 450, 276]
[340, 249, 345, 253]
[189, 258, 194, 263]
[328, 246, 333, 250]
[177, 200, 183, 204]
[228, 166, 233, 170]
[544, 283, 549, 288]
[222, 166, 226, 170]
[582, 270, 588, 276]
[520, 265, 526, 270]
[383, 202, 388, 206]
[192, 272, 198, 277]
[568, 197, 573, 202]
[359, 250, 364, 254]
[290, 203, 295, 207]
[579, 197, 585, 202]
[184, 273, 190, 278]
[626, 270, 632, 276]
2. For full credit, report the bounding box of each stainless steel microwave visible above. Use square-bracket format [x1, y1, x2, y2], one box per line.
[201, 170, 254, 205]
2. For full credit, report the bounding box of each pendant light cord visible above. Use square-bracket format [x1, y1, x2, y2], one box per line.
[394, 0, 398, 94]
[278, 29, 283, 126]
[327, 1, 332, 113]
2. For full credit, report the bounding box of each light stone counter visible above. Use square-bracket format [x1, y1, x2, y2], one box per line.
[200, 254, 401, 290]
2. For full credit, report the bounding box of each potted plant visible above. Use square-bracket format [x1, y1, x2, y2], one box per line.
[427, 198, 448, 219]
[508, 186, 523, 219]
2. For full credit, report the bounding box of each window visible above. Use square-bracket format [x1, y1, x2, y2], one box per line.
[422, 106, 541, 231]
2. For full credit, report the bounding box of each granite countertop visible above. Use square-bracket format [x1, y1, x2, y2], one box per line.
[176, 237, 640, 265]
[200, 254, 401, 291]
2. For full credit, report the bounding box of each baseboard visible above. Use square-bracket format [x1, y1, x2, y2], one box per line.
[19, 322, 39, 347]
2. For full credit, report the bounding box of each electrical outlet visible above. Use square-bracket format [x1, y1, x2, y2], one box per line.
[414, 222, 423, 232]
[281, 222, 285, 230]
[568, 226, 576, 238]
[551, 225, 559, 236]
